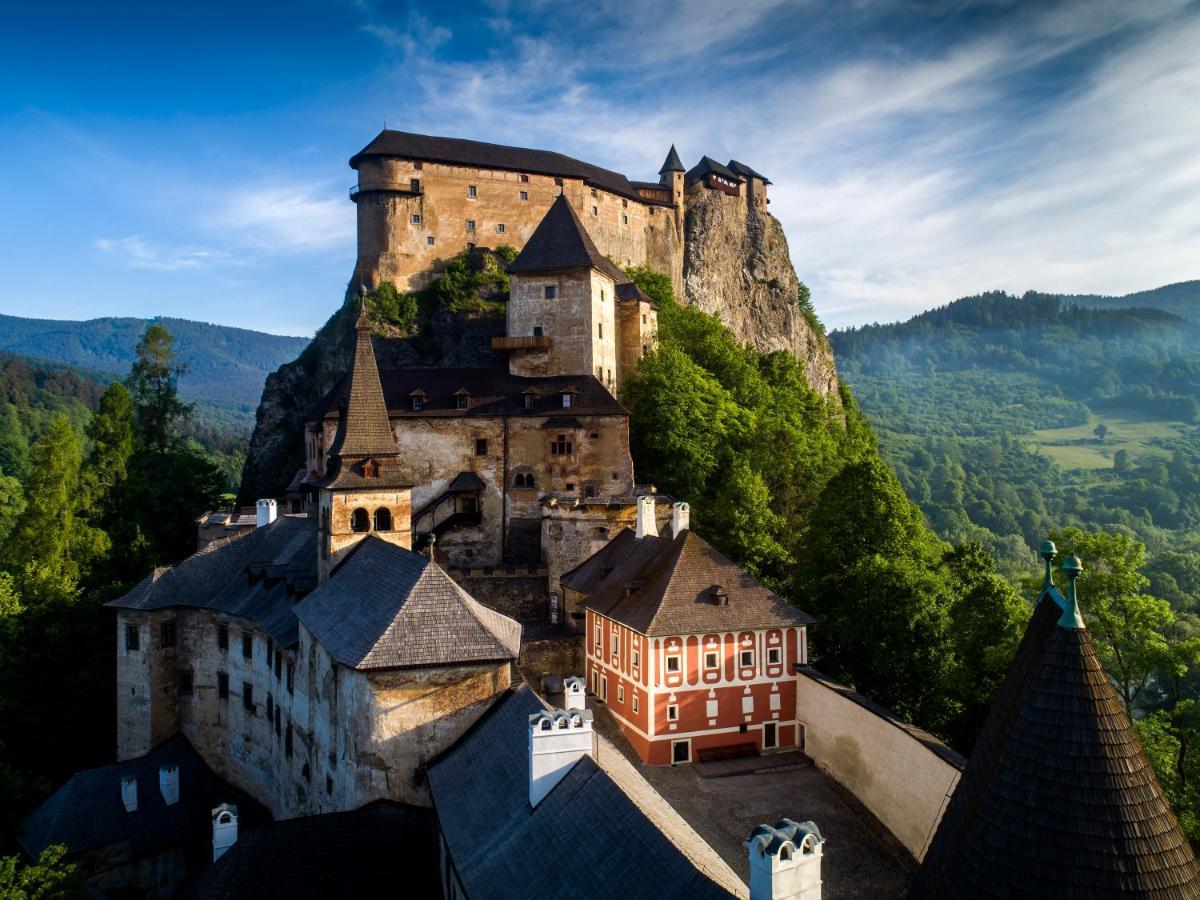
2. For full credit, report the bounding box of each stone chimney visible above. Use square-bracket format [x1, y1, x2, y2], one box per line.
[563, 676, 586, 711]
[529, 708, 593, 808]
[159, 765, 180, 806]
[671, 501, 690, 536]
[747, 819, 824, 900]
[256, 498, 278, 528]
[636, 494, 657, 539]
[120, 775, 138, 813]
[212, 803, 239, 862]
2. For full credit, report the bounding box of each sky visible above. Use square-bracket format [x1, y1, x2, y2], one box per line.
[1, 0, 1197, 336]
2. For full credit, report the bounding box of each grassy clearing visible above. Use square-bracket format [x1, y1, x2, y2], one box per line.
[1031, 409, 1181, 471]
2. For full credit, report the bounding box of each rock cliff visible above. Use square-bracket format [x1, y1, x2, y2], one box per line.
[682, 191, 839, 400]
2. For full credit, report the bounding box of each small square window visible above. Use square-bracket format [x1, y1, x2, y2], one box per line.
[666, 655, 681, 673]
[413, 161, 423, 170]
[519, 191, 528, 201]
[177, 669, 193, 695]
[667, 704, 679, 721]
[160, 621, 176, 649]
[532, 325, 544, 336]
[590, 188, 597, 197]
[520, 174, 529, 183]
[554, 177, 563, 186]
[768, 647, 782, 665]
[466, 219, 476, 231]
[243, 682, 254, 713]
[125, 624, 140, 651]
[426, 236, 435, 246]
[740, 649, 754, 667]
[544, 285, 557, 300]
[410, 178, 420, 192]
[617, 684, 625, 704]
[467, 185, 477, 198]
[242, 632, 253, 660]
[705, 651, 719, 669]
[496, 223, 506, 233]
[217, 623, 228, 651]
[475, 438, 488, 456]
[218, 671, 229, 700]
[565, 482, 575, 491]
[410, 213, 421, 224]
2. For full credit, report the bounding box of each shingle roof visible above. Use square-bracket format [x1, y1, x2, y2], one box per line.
[350, 130, 666, 205]
[660, 144, 685, 174]
[187, 801, 438, 899]
[507, 193, 630, 282]
[565, 528, 813, 636]
[727, 159, 771, 185]
[294, 537, 521, 670]
[427, 685, 738, 900]
[19, 734, 268, 860]
[107, 516, 317, 647]
[616, 281, 654, 304]
[910, 587, 1200, 898]
[311, 365, 626, 422]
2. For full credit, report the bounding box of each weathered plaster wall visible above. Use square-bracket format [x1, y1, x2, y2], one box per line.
[794, 670, 963, 861]
[319, 488, 412, 581]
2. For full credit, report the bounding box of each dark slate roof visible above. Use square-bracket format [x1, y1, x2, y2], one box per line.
[659, 144, 685, 174]
[187, 801, 438, 899]
[427, 685, 737, 900]
[447, 471, 485, 492]
[616, 281, 654, 304]
[350, 130, 659, 204]
[910, 588, 1200, 898]
[564, 528, 814, 636]
[108, 516, 318, 648]
[294, 537, 521, 670]
[311, 365, 625, 422]
[507, 193, 629, 282]
[685, 156, 740, 186]
[19, 734, 268, 860]
[727, 159, 771, 185]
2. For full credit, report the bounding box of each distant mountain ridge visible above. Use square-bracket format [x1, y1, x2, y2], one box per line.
[0, 313, 309, 433]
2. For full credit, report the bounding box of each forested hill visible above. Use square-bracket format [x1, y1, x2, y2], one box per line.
[0, 314, 309, 434]
[830, 282, 1200, 578]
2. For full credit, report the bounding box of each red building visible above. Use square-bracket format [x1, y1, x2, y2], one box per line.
[562, 498, 813, 765]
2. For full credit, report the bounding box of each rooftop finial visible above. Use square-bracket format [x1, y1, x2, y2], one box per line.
[1059, 554, 1085, 628]
[356, 286, 371, 331]
[1039, 539, 1057, 590]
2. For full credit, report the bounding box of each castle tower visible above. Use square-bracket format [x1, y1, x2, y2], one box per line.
[316, 300, 413, 582]
[659, 144, 685, 208]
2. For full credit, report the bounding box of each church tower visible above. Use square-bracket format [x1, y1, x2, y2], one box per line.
[316, 299, 413, 582]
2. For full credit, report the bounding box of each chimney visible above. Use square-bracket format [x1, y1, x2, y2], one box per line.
[212, 803, 239, 862]
[563, 676, 586, 711]
[635, 495, 657, 539]
[747, 819, 824, 900]
[529, 708, 593, 808]
[159, 765, 180, 806]
[671, 501, 690, 537]
[256, 498, 278, 528]
[120, 775, 138, 812]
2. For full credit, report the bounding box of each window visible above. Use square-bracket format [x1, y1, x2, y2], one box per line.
[705, 651, 719, 670]
[622, 214, 628, 225]
[632, 648, 640, 670]
[267, 692, 274, 721]
[520, 174, 529, 183]
[351, 507, 370, 532]
[243, 682, 254, 713]
[666, 655, 681, 674]
[275, 707, 282, 736]
[544, 285, 557, 300]
[514, 471, 536, 488]
[742, 694, 754, 714]
[565, 482, 575, 492]
[426, 236, 435, 246]
[740, 649, 754, 668]
[178, 669, 193, 695]
[561, 392, 573, 408]
[519, 190, 528, 201]
[667, 704, 679, 721]
[475, 438, 488, 456]
[466, 219, 476, 231]
[612, 628, 620, 662]
[374, 508, 393, 531]
[598, 322, 603, 339]
[594, 622, 601, 649]
[550, 434, 572, 456]
[217, 623, 228, 651]
[617, 684, 625, 704]
[218, 671, 229, 700]
[285, 722, 293, 757]
[642, 314, 647, 324]
[410, 178, 420, 192]
[496, 223, 506, 233]
[592, 205, 598, 215]
[706, 698, 718, 718]
[413, 161, 423, 170]
[275, 652, 283, 680]
[326, 775, 333, 795]
[632, 694, 640, 713]
[554, 177, 563, 186]
[125, 624, 139, 651]
[456, 394, 469, 410]
[467, 185, 477, 198]
[532, 324, 544, 336]
[768, 647, 781, 666]
[287, 661, 294, 694]
[267, 641, 274, 669]
[160, 621, 176, 649]
[410, 213, 421, 224]
[242, 631, 253, 660]
[524, 393, 536, 411]
[583, 484, 597, 498]
[411, 393, 425, 411]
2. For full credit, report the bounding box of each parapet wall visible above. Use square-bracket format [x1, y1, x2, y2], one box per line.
[794, 667, 963, 861]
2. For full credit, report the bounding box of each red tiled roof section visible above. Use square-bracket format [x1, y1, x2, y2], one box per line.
[568, 528, 813, 636]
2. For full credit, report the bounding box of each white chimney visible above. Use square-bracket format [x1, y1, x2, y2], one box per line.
[256, 498, 278, 528]
[671, 501, 690, 537]
[563, 676, 586, 711]
[212, 803, 239, 861]
[159, 765, 180, 806]
[635, 495, 657, 539]
[120, 775, 138, 813]
[747, 819, 824, 900]
[529, 708, 593, 808]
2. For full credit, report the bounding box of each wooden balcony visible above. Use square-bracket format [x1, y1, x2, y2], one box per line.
[491, 335, 552, 351]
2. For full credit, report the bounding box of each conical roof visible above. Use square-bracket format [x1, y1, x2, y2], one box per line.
[507, 194, 628, 282]
[910, 565, 1200, 898]
[659, 144, 684, 174]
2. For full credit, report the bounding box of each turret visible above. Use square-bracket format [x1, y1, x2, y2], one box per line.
[659, 144, 685, 212]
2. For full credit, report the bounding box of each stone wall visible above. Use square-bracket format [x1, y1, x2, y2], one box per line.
[519, 634, 585, 684]
[452, 574, 549, 622]
[794, 668, 963, 861]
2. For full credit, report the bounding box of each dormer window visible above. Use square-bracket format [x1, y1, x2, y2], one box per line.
[712, 586, 728, 606]
[523, 390, 536, 411]
[410, 389, 427, 411]
[561, 390, 574, 408]
[455, 389, 471, 410]
[361, 458, 381, 479]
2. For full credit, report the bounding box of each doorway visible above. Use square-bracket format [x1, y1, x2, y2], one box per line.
[763, 722, 778, 750]
[672, 740, 691, 764]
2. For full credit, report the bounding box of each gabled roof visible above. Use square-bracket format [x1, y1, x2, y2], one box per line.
[507, 194, 629, 283]
[685, 156, 739, 187]
[427, 685, 738, 900]
[294, 537, 521, 670]
[615, 281, 654, 304]
[910, 583, 1200, 898]
[19, 734, 268, 861]
[727, 159, 771, 185]
[565, 528, 813, 636]
[108, 516, 317, 647]
[659, 144, 685, 174]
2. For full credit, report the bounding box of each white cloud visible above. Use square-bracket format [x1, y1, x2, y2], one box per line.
[93, 236, 229, 271]
[210, 182, 355, 253]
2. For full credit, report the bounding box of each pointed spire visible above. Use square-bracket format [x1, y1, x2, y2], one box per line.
[659, 144, 684, 174]
[1059, 554, 1085, 628]
[326, 297, 397, 461]
[1038, 539, 1056, 590]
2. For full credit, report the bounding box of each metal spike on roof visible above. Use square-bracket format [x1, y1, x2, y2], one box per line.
[659, 144, 684, 174]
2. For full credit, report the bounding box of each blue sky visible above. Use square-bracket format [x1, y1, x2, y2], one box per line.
[1, 0, 1197, 335]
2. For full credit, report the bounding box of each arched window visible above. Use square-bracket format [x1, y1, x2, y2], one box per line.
[350, 508, 370, 533]
[780, 845, 793, 861]
[514, 471, 536, 489]
[374, 508, 393, 532]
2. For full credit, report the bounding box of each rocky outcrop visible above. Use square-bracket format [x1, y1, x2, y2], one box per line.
[683, 190, 839, 400]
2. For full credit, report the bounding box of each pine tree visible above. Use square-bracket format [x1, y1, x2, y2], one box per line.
[3, 416, 82, 577]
